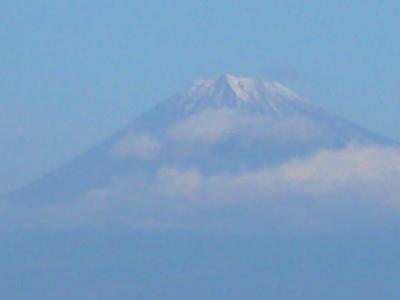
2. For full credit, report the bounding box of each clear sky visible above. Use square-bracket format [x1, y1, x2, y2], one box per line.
[1, 0, 399, 193]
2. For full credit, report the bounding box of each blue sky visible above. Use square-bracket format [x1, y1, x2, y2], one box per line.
[1, 0, 399, 193]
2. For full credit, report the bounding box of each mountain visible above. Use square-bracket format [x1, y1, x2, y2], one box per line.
[5, 74, 394, 205]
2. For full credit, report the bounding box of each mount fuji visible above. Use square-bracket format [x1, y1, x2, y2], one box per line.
[3, 74, 400, 300]
[5, 74, 394, 207]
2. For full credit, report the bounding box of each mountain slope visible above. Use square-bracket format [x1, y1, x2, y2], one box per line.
[5, 74, 395, 205]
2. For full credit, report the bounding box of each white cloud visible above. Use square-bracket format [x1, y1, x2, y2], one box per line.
[275, 144, 400, 194]
[105, 144, 400, 231]
[112, 132, 160, 161]
[155, 167, 202, 197]
[168, 108, 323, 145]
[168, 109, 236, 144]
[212, 144, 400, 193]
[3, 144, 400, 233]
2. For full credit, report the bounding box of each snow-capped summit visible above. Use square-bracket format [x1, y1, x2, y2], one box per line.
[186, 73, 301, 102]
[216, 73, 300, 102]
[155, 74, 307, 117]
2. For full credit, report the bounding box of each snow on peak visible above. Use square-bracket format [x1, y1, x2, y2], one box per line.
[158, 74, 308, 117]
[223, 74, 301, 101]
[188, 74, 301, 102]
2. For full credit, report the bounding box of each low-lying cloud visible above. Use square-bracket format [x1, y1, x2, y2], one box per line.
[168, 108, 323, 145]
[2, 109, 399, 232]
[3, 144, 400, 233]
[112, 132, 160, 161]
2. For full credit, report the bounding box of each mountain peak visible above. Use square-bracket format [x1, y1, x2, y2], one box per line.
[218, 73, 264, 101]
[147, 74, 310, 120]
[190, 74, 301, 103]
